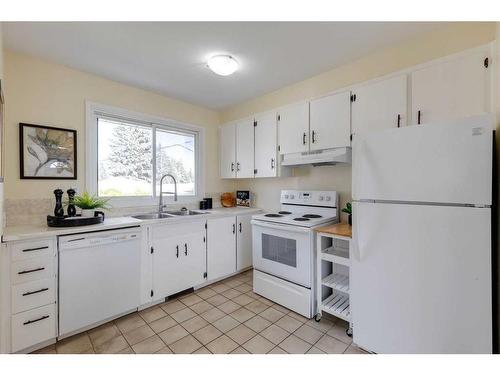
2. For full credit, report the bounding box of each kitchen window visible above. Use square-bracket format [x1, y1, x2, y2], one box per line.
[86, 102, 204, 206]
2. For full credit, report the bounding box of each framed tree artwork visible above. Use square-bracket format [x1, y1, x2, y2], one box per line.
[19, 123, 77, 179]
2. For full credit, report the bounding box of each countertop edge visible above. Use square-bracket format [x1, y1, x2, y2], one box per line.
[2, 207, 263, 242]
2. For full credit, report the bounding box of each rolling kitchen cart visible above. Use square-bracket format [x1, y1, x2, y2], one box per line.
[315, 223, 353, 336]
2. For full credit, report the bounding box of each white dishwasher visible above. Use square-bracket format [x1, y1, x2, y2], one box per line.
[58, 227, 141, 337]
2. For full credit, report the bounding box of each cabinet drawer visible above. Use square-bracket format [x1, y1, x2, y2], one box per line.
[12, 278, 56, 314]
[10, 238, 55, 261]
[11, 304, 57, 353]
[11, 257, 55, 285]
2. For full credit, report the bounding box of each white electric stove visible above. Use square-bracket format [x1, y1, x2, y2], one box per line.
[251, 190, 339, 318]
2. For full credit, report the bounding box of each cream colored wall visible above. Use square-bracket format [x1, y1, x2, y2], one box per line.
[3, 51, 234, 204]
[221, 22, 497, 220]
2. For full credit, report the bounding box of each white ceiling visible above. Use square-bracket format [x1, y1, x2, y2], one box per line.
[4, 22, 444, 109]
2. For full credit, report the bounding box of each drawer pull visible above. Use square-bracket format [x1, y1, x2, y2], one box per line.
[18, 267, 45, 275]
[22, 287, 49, 297]
[22, 246, 49, 253]
[23, 315, 50, 326]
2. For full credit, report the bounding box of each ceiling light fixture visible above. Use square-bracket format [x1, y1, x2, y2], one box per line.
[207, 55, 239, 76]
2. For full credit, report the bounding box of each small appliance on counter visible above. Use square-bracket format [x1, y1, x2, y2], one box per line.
[236, 190, 251, 207]
[47, 188, 105, 227]
[200, 197, 213, 210]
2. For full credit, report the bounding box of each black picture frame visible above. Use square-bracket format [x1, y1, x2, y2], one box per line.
[19, 123, 77, 180]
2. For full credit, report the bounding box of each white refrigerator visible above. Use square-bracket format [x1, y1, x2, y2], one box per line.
[351, 115, 493, 354]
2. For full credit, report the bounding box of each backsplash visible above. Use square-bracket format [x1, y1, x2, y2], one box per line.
[4, 192, 225, 226]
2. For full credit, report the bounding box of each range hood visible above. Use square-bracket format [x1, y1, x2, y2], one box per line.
[281, 147, 351, 167]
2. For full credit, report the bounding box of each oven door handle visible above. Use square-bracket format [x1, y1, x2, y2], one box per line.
[250, 219, 313, 233]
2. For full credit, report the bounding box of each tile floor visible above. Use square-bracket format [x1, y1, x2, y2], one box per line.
[33, 269, 368, 354]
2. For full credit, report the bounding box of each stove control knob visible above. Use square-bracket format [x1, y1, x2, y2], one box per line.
[290, 194, 295, 199]
[284, 194, 289, 199]
[325, 196, 331, 202]
[319, 196, 324, 201]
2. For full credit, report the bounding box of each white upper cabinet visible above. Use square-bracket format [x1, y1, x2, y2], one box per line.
[254, 111, 278, 178]
[278, 102, 309, 154]
[411, 48, 490, 125]
[351, 75, 407, 137]
[309, 91, 351, 151]
[235, 118, 255, 178]
[219, 123, 236, 179]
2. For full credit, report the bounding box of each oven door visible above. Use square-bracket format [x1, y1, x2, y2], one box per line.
[251, 220, 312, 288]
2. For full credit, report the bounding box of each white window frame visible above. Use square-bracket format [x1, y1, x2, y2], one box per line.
[86, 101, 205, 207]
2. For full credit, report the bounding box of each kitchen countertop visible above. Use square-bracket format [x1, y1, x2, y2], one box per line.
[315, 223, 352, 238]
[2, 206, 262, 242]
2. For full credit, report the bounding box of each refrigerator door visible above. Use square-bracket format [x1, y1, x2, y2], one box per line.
[351, 201, 492, 353]
[352, 115, 492, 205]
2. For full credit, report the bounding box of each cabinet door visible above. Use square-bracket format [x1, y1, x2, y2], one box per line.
[309, 91, 351, 151]
[254, 111, 278, 178]
[207, 216, 236, 281]
[180, 226, 206, 288]
[152, 222, 205, 299]
[236, 118, 255, 178]
[352, 75, 407, 137]
[411, 49, 490, 125]
[219, 123, 236, 178]
[278, 102, 309, 154]
[152, 234, 183, 299]
[236, 215, 253, 271]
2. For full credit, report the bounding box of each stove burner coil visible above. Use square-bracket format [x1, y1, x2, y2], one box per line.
[265, 214, 283, 218]
[302, 214, 322, 218]
[293, 217, 310, 221]
[278, 211, 292, 215]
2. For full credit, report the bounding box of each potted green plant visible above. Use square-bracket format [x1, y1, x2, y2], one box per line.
[342, 202, 352, 225]
[73, 192, 111, 217]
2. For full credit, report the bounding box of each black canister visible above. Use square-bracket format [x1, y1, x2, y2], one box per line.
[203, 197, 213, 209]
[199, 200, 207, 210]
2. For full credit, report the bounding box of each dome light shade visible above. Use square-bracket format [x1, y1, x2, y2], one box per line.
[207, 55, 239, 76]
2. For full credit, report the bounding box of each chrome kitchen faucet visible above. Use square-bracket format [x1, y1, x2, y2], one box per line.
[158, 173, 178, 213]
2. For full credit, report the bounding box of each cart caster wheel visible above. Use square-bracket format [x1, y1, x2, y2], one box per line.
[346, 327, 353, 337]
[314, 314, 322, 322]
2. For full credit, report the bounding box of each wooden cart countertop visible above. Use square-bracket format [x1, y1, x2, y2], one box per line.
[315, 223, 352, 238]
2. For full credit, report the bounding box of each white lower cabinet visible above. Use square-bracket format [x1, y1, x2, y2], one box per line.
[236, 215, 253, 271]
[207, 213, 255, 281]
[207, 216, 237, 282]
[1, 237, 57, 354]
[11, 304, 57, 353]
[151, 221, 206, 300]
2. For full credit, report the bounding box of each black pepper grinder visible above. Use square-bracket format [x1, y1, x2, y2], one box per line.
[53, 189, 64, 217]
[67, 188, 76, 217]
